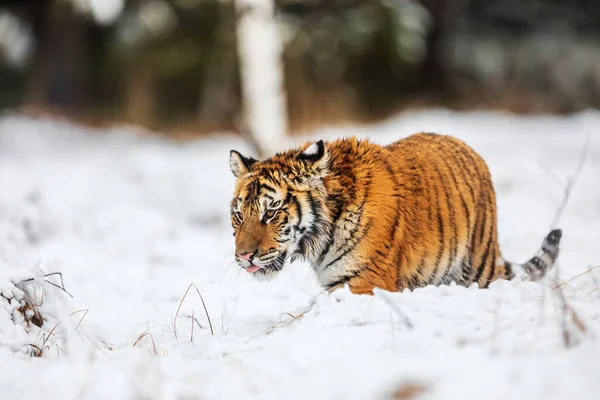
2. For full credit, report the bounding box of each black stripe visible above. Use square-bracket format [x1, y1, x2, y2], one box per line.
[316, 235, 335, 266]
[455, 153, 477, 203]
[323, 252, 351, 271]
[473, 239, 491, 285]
[447, 152, 473, 252]
[432, 163, 456, 282]
[324, 270, 361, 291]
[363, 264, 380, 276]
[467, 201, 482, 281]
[247, 180, 260, 197]
[528, 256, 545, 270]
[318, 205, 363, 266]
[329, 192, 345, 223]
[411, 259, 429, 288]
[322, 219, 373, 270]
[441, 153, 471, 277]
[446, 141, 479, 276]
[296, 192, 321, 257]
[291, 195, 302, 223]
[485, 249, 496, 285]
[504, 261, 514, 279]
[382, 158, 403, 280]
[476, 186, 488, 248]
[459, 261, 471, 284]
[424, 166, 433, 225]
[408, 274, 420, 289]
[484, 204, 497, 285]
[474, 216, 493, 285]
[306, 191, 319, 221]
[430, 181, 445, 283]
[444, 155, 471, 239]
[321, 174, 373, 268]
[375, 249, 388, 260]
[447, 141, 477, 202]
[382, 158, 396, 179]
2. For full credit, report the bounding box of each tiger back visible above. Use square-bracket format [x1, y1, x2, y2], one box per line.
[229, 133, 561, 294]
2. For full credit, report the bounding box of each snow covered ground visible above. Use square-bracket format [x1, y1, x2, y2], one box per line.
[0, 109, 599, 399]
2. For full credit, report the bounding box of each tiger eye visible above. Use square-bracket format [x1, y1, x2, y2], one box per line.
[265, 209, 277, 220]
[235, 212, 243, 222]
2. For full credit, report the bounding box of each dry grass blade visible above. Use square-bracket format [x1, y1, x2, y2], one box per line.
[133, 331, 158, 355]
[68, 309, 90, 331]
[265, 307, 313, 335]
[29, 321, 62, 357]
[28, 343, 43, 357]
[40, 322, 61, 349]
[191, 310, 195, 342]
[173, 283, 214, 339]
[554, 266, 600, 290]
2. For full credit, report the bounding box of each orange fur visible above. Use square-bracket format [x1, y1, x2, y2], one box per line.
[229, 133, 558, 294]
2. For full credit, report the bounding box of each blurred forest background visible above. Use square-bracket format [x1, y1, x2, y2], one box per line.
[1, 0, 600, 137]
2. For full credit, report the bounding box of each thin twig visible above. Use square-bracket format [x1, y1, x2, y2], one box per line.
[22, 272, 74, 298]
[550, 130, 591, 229]
[553, 266, 600, 290]
[551, 274, 587, 348]
[43, 280, 74, 298]
[221, 314, 230, 336]
[375, 290, 413, 330]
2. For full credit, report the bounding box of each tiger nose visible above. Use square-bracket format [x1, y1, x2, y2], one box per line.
[238, 252, 255, 261]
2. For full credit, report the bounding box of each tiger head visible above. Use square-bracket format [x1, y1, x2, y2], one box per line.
[228, 140, 331, 280]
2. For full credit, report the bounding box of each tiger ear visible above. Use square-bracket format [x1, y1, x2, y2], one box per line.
[298, 140, 328, 172]
[298, 140, 325, 162]
[291, 140, 329, 189]
[229, 150, 257, 178]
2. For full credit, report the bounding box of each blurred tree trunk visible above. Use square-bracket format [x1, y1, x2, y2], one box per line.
[25, 0, 89, 114]
[197, 6, 239, 127]
[235, 0, 288, 157]
[125, 61, 155, 126]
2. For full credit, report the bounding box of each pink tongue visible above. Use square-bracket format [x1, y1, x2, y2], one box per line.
[246, 265, 262, 273]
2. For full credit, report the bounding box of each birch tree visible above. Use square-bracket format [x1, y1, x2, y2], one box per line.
[235, 0, 288, 157]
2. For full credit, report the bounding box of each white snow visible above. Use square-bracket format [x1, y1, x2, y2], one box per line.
[0, 109, 599, 399]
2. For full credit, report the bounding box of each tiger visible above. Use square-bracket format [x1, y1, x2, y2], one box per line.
[228, 133, 562, 295]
